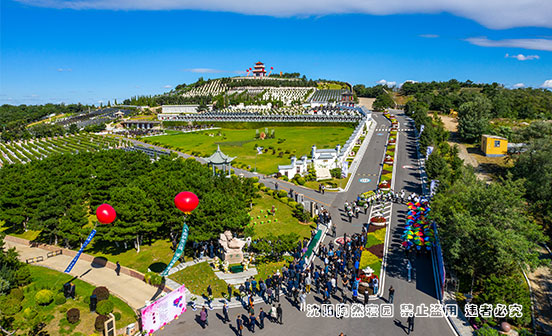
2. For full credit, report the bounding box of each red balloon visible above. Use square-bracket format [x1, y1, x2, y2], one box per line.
[174, 192, 199, 214]
[271, 67, 274, 69]
[96, 204, 116, 224]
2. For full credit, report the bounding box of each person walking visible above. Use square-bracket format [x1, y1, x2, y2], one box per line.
[407, 315, 415, 334]
[236, 314, 243, 336]
[222, 302, 230, 323]
[206, 285, 213, 310]
[388, 286, 395, 303]
[275, 182, 279, 191]
[115, 261, 121, 276]
[270, 305, 277, 322]
[249, 312, 257, 333]
[227, 284, 233, 302]
[259, 308, 266, 329]
[406, 260, 412, 282]
[277, 304, 283, 324]
[199, 307, 208, 328]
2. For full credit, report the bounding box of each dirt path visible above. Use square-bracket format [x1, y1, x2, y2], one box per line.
[439, 115, 491, 181]
[358, 97, 375, 110]
[527, 245, 552, 335]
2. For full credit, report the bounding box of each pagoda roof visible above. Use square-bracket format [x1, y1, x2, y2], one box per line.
[205, 145, 236, 164]
[255, 61, 264, 65]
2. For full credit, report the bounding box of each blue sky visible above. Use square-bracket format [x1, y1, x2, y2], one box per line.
[1, 0, 551, 105]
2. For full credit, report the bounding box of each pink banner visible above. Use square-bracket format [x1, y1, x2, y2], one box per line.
[141, 284, 187, 334]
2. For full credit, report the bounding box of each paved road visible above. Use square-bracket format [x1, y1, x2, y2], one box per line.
[158, 111, 457, 336]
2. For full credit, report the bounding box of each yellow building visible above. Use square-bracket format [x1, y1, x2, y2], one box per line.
[481, 134, 508, 157]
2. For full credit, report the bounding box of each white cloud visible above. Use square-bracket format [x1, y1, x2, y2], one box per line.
[400, 80, 418, 87]
[14, 0, 552, 29]
[182, 68, 226, 73]
[163, 85, 172, 88]
[542, 80, 552, 88]
[419, 34, 439, 38]
[505, 53, 540, 61]
[512, 83, 525, 88]
[466, 37, 552, 52]
[56, 68, 72, 72]
[377, 79, 396, 87]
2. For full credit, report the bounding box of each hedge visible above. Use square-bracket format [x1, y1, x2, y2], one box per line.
[67, 308, 80, 324]
[35, 289, 54, 305]
[96, 300, 114, 315]
[92, 287, 110, 301]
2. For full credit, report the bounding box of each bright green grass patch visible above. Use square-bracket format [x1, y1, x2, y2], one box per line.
[14, 266, 136, 335]
[0, 220, 41, 241]
[249, 193, 312, 240]
[368, 260, 382, 278]
[359, 250, 380, 270]
[169, 261, 228, 297]
[381, 173, 393, 181]
[365, 234, 382, 248]
[254, 258, 291, 282]
[303, 175, 350, 191]
[145, 126, 353, 174]
[86, 239, 178, 274]
[372, 227, 387, 241]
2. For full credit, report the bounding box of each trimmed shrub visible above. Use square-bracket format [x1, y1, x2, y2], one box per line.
[35, 289, 54, 305]
[95, 315, 109, 331]
[2, 297, 21, 315]
[96, 300, 114, 315]
[92, 286, 110, 301]
[277, 190, 287, 198]
[67, 308, 80, 324]
[10, 287, 24, 301]
[288, 201, 298, 208]
[113, 312, 121, 321]
[55, 293, 67, 305]
[22, 307, 37, 319]
[15, 267, 31, 286]
[295, 177, 306, 185]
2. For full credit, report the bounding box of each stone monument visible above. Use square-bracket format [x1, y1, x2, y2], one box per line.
[219, 231, 246, 264]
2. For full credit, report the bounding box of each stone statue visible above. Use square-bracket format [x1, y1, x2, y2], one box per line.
[219, 231, 246, 264]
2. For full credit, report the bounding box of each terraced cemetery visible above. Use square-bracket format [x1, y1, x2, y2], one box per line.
[0, 133, 129, 167]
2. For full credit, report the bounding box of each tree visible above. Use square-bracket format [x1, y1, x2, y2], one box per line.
[513, 139, 552, 239]
[372, 93, 395, 111]
[457, 94, 492, 143]
[431, 169, 546, 280]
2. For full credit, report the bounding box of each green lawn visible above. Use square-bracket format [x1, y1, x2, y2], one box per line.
[168, 261, 229, 298]
[144, 126, 353, 174]
[249, 193, 313, 240]
[254, 258, 292, 282]
[8, 265, 136, 335]
[85, 239, 179, 274]
[303, 175, 351, 190]
[0, 220, 41, 241]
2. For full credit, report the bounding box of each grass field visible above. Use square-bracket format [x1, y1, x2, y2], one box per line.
[248, 193, 313, 240]
[85, 239, 180, 274]
[8, 265, 136, 335]
[144, 126, 353, 174]
[0, 220, 42, 241]
[168, 261, 229, 298]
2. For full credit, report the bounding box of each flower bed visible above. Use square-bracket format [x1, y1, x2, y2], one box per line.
[370, 216, 386, 224]
[378, 181, 391, 190]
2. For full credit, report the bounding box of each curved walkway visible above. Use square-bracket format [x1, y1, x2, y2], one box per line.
[4, 236, 162, 310]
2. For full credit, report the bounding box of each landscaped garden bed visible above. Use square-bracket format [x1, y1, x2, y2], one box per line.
[0, 265, 136, 335]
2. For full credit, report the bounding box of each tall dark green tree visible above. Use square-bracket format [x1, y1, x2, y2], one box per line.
[457, 94, 492, 143]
